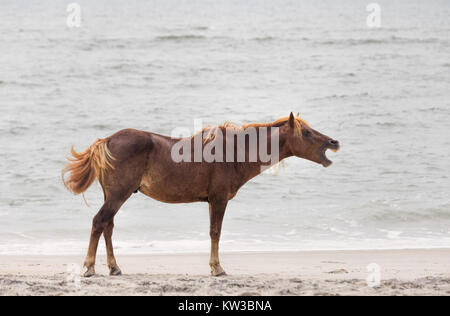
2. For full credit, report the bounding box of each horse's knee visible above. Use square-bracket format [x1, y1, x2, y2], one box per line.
[210, 229, 220, 241]
[92, 209, 114, 234]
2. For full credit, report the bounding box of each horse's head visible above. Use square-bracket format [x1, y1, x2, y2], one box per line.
[285, 112, 340, 167]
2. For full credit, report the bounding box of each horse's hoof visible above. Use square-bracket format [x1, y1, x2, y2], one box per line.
[83, 267, 95, 278]
[109, 267, 122, 276]
[211, 265, 227, 277]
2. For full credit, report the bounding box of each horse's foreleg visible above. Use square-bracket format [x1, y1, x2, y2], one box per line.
[208, 198, 228, 276]
[103, 219, 121, 276]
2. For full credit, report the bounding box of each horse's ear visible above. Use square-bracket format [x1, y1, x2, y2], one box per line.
[288, 112, 295, 128]
[296, 112, 300, 117]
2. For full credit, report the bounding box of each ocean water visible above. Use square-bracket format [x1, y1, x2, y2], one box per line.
[0, 0, 449, 255]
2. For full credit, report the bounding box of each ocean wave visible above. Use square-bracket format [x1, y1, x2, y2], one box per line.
[192, 26, 208, 31]
[149, 35, 443, 45]
[375, 121, 407, 128]
[418, 107, 448, 113]
[7, 126, 30, 136]
[91, 124, 115, 131]
[318, 36, 443, 46]
[364, 206, 450, 223]
[313, 92, 370, 101]
[46, 34, 446, 49]
[0, 80, 45, 88]
[156, 35, 206, 41]
[251, 36, 276, 42]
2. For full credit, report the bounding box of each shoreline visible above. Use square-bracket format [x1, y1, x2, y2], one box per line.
[1, 249, 449, 295]
[2, 244, 449, 257]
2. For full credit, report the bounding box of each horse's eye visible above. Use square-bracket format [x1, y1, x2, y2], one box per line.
[304, 130, 312, 137]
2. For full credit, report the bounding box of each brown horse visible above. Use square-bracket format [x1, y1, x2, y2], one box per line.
[62, 112, 339, 277]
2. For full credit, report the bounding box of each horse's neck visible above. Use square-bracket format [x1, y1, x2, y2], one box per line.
[239, 126, 292, 183]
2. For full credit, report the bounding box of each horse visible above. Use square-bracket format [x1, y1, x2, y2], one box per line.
[62, 112, 340, 277]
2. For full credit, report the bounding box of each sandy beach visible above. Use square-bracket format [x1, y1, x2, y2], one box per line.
[0, 249, 449, 296]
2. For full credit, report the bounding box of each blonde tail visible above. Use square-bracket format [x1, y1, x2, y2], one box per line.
[62, 138, 115, 195]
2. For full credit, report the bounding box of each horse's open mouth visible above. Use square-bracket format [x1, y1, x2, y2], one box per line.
[320, 143, 340, 168]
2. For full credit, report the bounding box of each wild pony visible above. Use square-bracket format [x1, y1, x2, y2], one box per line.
[62, 112, 339, 277]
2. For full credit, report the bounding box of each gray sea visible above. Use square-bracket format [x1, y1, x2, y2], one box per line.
[0, 0, 449, 255]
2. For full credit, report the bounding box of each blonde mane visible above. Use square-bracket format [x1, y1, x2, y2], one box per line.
[197, 115, 309, 144]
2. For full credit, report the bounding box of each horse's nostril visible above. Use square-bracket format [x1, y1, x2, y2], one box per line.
[330, 140, 339, 146]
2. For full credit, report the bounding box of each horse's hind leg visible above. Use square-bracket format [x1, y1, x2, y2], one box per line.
[83, 194, 130, 277]
[82, 129, 152, 277]
[104, 218, 121, 276]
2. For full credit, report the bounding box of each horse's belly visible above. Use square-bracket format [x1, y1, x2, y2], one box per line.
[139, 176, 208, 204]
